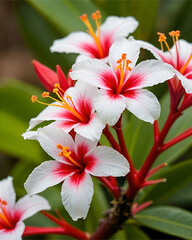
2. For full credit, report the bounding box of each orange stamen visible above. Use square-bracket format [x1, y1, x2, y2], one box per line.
[31, 84, 88, 123]
[180, 52, 192, 74]
[80, 11, 104, 58]
[56, 145, 83, 168]
[157, 32, 171, 53]
[115, 53, 132, 94]
[0, 199, 14, 229]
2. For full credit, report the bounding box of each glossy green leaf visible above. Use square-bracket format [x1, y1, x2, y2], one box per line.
[26, 0, 98, 34]
[15, 1, 75, 69]
[124, 223, 150, 239]
[135, 206, 192, 240]
[139, 159, 192, 204]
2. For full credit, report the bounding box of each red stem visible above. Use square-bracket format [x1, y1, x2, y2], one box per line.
[126, 111, 181, 199]
[23, 226, 67, 237]
[114, 117, 136, 179]
[153, 120, 160, 141]
[97, 177, 120, 199]
[103, 125, 121, 152]
[41, 211, 89, 239]
[161, 127, 192, 152]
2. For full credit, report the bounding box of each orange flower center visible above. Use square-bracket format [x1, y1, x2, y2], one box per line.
[0, 199, 14, 229]
[80, 10, 104, 58]
[56, 144, 83, 169]
[31, 84, 88, 123]
[115, 53, 132, 94]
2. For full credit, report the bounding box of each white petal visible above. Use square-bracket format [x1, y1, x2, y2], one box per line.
[24, 160, 74, 195]
[109, 37, 140, 70]
[15, 195, 50, 221]
[177, 70, 192, 93]
[50, 32, 93, 54]
[70, 59, 116, 90]
[94, 89, 126, 126]
[125, 89, 160, 123]
[136, 39, 164, 60]
[100, 16, 138, 39]
[22, 131, 37, 140]
[75, 133, 98, 152]
[61, 172, 93, 221]
[74, 113, 105, 141]
[37, 126, 75, 162]
[27, 103, 65, 131]
[129, 60, 175, 89]
[85, 146, 129, 177]
[0, 176, 15, 207]
[0, 221, 25, 240]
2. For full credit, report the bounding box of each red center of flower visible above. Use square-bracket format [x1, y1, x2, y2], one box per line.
[157, 30, 192, 75]
[56, 144, 83, 169]
[115, 53, 132, 94]
[0, 199, 14, 229]
[80, 11, 104, 58]
[31, 84, 88, 123]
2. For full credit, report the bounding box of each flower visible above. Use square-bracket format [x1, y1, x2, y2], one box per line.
[32, 60, 74, 92]
[137, 31, 192, 94]
[0, 177, 50, 240]
[24, 126, 129, 221]
[70, 37, 175, 126]
[50, 10, 138, 62]
[23, 81, 105, 141]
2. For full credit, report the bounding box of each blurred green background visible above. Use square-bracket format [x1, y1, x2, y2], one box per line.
[0, 0, 192, 239]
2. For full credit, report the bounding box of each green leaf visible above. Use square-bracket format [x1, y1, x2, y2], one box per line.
[15, 1, 75, 69]
[124, 223, 150, 239]
[26, 0, 98, 34]
[135, 206, 192, 240]
[139, 159, 192, 204]
[0, 79, 44, 162]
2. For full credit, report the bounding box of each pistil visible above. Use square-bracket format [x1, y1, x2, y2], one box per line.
[56, 145, 83, 169]
[31, 84, 88, 123]
[80, 11, 104, 58]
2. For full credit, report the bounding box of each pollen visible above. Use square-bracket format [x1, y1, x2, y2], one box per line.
[157, 32, 170, 52]
[80, 11, 104, 58]
[56, 144, 83, 168]
[42, 92, 49, 98]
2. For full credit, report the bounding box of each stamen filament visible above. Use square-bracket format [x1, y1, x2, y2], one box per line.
[80, 11, 104, 58]
[31, 85, 88, 123]
[180, 52, 192, 74]
[57, 145, 83, 169]
[0, 201, 13, 228]
[116, 54, 132, 94]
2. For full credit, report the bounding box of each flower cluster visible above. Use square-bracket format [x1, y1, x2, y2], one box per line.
[3, 10, 192, 240]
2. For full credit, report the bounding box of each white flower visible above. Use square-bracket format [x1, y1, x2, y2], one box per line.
[24, 126, 129, 221]
[0, 177, 50, 240]
[50, 11, 138, 62]
[23, 81, 105, 141]
[70, 37, 175, 125]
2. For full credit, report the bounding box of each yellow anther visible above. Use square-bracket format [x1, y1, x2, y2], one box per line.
[157, 32, 170, 52]
[54, 83, 60, 88]
[126, 60, 132, 71]
[56, 144, 83, 168]
[169, 30, 180, 38]
[31, 95, 37, 103]
[42, 92, 49, 98]
[122, 53, 127, 60]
